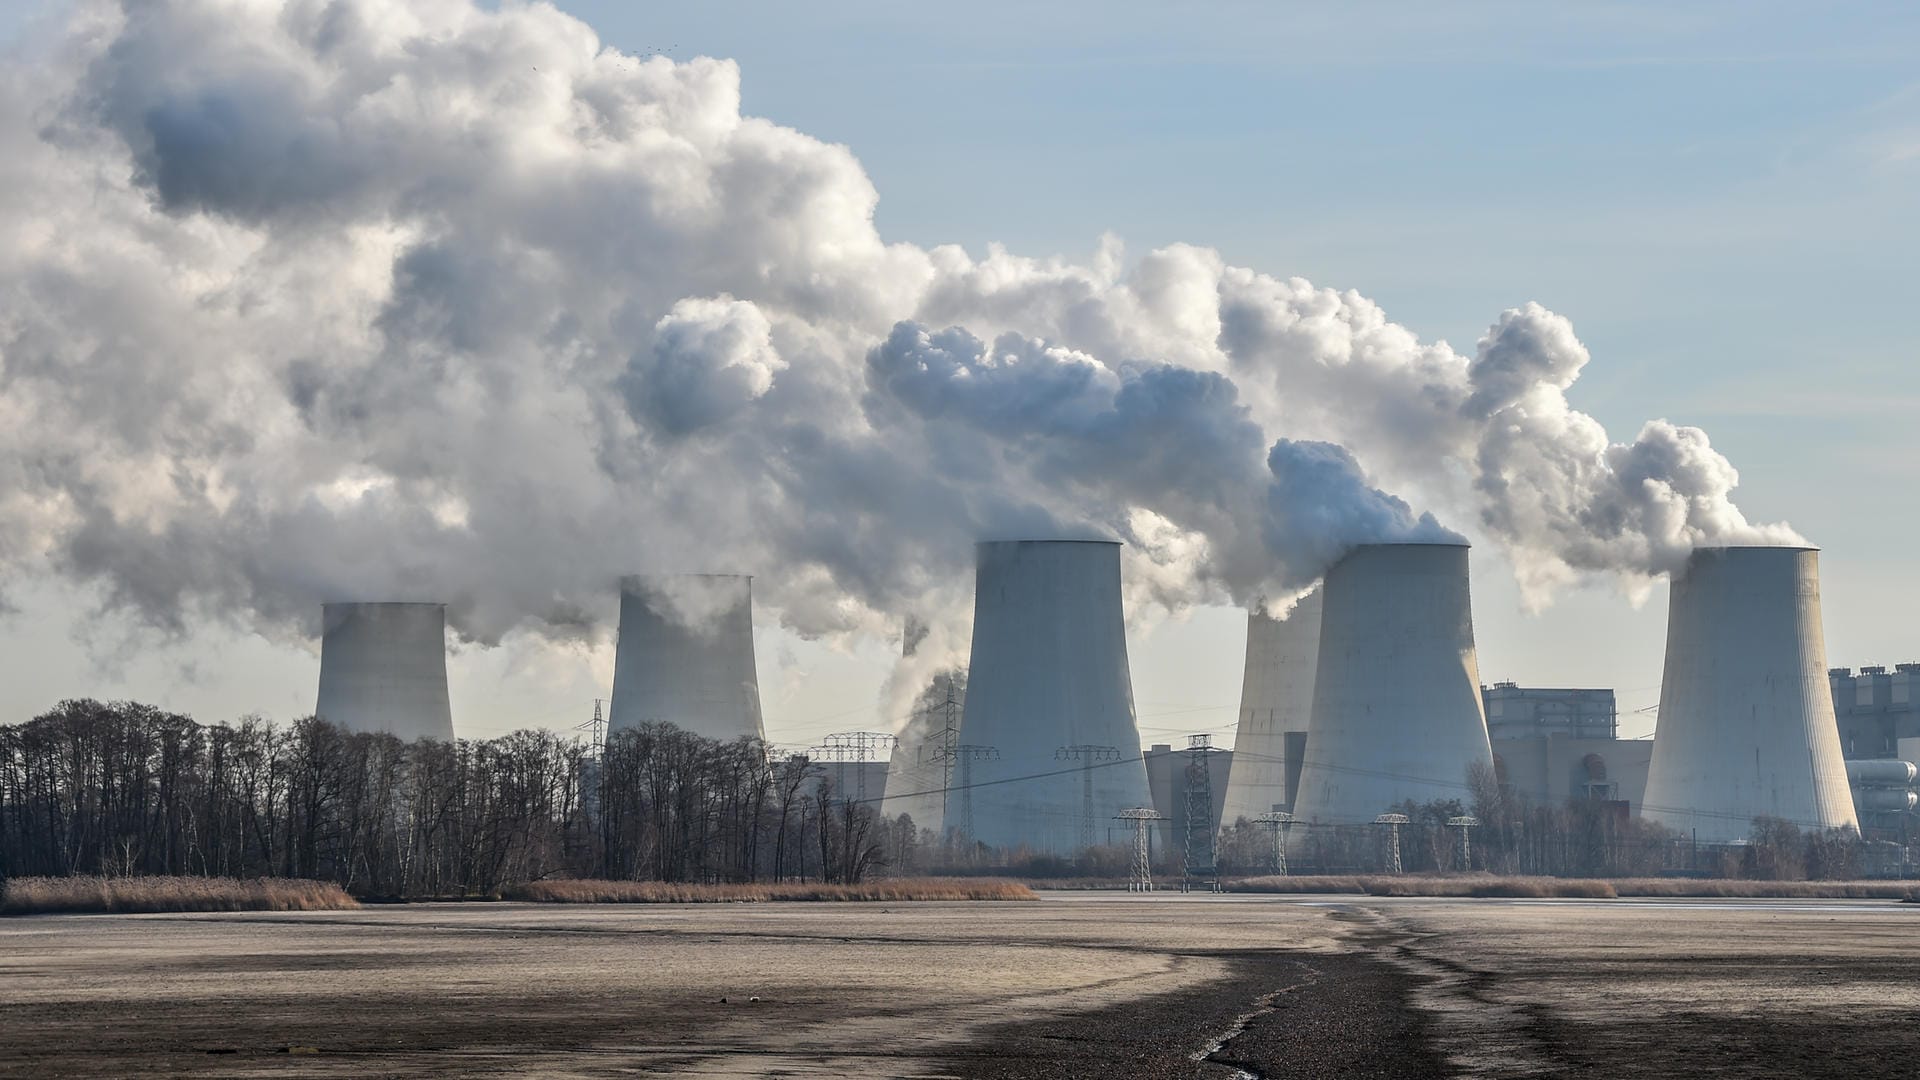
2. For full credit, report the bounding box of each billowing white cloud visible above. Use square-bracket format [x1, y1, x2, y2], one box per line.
[0, 0, 1797, 676]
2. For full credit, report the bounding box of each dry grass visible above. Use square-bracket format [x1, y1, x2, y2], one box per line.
[1, 875, 360, 915]
[1226, 874, 1919, 900]
[1609, 878, 1917, 899]
[1227, 874, 1618, 898]
[499, 877, 1038, 904]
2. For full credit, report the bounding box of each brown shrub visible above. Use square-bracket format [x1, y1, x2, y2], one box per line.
[1, 875, 360, 915]
[498, 877, 1038, 903]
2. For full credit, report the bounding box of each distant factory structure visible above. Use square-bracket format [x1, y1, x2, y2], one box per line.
[1643, 547, 1857, 844]
[954, 540, 1154, 853]
[1483, 684, 1653, 815]
[608, 574, 765, 743]
[314, 602, 456, 742]
[1144, 740, 1232, 857]
[304, 530, 1911, 867]
[1291, 542, 1494, 826]
[1827, 666, 1920, 827]
[1217, 590, 1319, 825]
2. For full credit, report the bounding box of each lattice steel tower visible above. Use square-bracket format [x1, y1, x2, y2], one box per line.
[1057, 745, 1122, 852]
[1182, 734, 1218, 888]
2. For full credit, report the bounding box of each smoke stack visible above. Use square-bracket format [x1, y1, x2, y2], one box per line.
[315, 602, 455, 741]
[1643, 546, 1857, 843]
[957, 540, 1152, 853]
[1292, 543, 1492, 825]
[607, 574, 765, 743]
[1219, 587, 1322, 825]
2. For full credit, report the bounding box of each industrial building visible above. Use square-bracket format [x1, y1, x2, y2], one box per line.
[1291, 542, 1495, 826]
[1825, 667, 1920, 831]
[1483, 684, 1652, 815]
[1144, 741, 1233, 859]
[955, 540, 1154, 853]
[1829, 666, 1920, 759]
[314, 602, 456, 741]
[1218, 590, 1320, 826]
[607, 574, 766, 743]
[1643, 547, 1857, 844]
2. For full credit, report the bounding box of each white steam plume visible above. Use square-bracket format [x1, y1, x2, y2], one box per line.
[0, 0, 1796, 678]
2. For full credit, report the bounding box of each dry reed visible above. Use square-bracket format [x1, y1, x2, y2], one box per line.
[1, 875, 360, 915]
[1227, 874, 1918, 900]
[498, 877, 1038, 903]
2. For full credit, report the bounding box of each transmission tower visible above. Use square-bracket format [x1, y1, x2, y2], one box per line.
[1055, 745, 1121, 852]
[1374, 812, 1410, 875]
[572, 699, 606, 760]
[947, 744, 998, 846]
[1115, 808, 1163, 891]
[820, 731, 895, 802]
[1182, 734, 1218, 891]
[1252, 810, 1294, 875]
[1447, 815, 1480, 870]
[923, 681, 963, 829]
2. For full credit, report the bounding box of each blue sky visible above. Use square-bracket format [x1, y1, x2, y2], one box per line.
[2, 1, 1916, 746]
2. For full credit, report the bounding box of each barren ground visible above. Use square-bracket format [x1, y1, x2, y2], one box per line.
[1, 893, 1915, 1077]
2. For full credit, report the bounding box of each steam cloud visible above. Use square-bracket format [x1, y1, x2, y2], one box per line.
[0, 0, 1798, 674]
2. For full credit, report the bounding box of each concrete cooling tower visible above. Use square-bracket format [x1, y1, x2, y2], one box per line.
[315, 603, 455, 741]
[607, 574, 765, 743]
[1292, 543, 1493, 825]
[1643, 546, 1857, 844]
[956, 540, 1153, 853]
[1218, 588, 1322, 825]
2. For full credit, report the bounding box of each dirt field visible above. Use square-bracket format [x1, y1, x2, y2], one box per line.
[2, 893, 1916, 1077]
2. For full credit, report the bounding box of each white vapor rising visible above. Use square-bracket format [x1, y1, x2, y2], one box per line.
[0, 0, 1797, 680]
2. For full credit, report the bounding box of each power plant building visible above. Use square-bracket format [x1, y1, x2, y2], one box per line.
[314, 602, 456, 741]
[1643, 547, 1857, 844]
[1825, 666, 1920, 831]
[955, 540, 1154, 853]
[1291, 542, 1495, 825]
[608, 574, 765, 743]
[1484, 684, 1652, 815]
[1218, 590, 1321, 823]
[1144, 742, 1233, 856]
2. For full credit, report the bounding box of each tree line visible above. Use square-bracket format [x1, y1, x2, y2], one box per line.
[0, 700, 890, 895]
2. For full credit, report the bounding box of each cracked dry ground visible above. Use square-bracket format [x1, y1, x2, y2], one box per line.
[2, 894, 1916, 1078]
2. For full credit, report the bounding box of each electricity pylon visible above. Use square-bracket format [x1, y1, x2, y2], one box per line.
[1056, 744, 1121, 852]
[1116, 808, 1164, 892]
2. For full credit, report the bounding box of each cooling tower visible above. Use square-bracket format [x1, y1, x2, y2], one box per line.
[607, 574, 765, 743]
[1642, 547, 1857, 844]
[1218, 588, 1322, 825]
[315, 602, 455, 741]
[956, 540, 1152, 853]
[1291, 543, 1493, 825]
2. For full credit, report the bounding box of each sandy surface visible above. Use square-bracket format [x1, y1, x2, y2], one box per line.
[1, 893, 1915, 1077]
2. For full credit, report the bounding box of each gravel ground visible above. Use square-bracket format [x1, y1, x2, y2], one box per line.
[1, 893, 1915, 1077]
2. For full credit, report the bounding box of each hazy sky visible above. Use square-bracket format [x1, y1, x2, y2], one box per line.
[2, 1, 1916, 751]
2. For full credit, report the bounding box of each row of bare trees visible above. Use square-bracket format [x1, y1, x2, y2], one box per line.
[0, 700, 887, 894]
